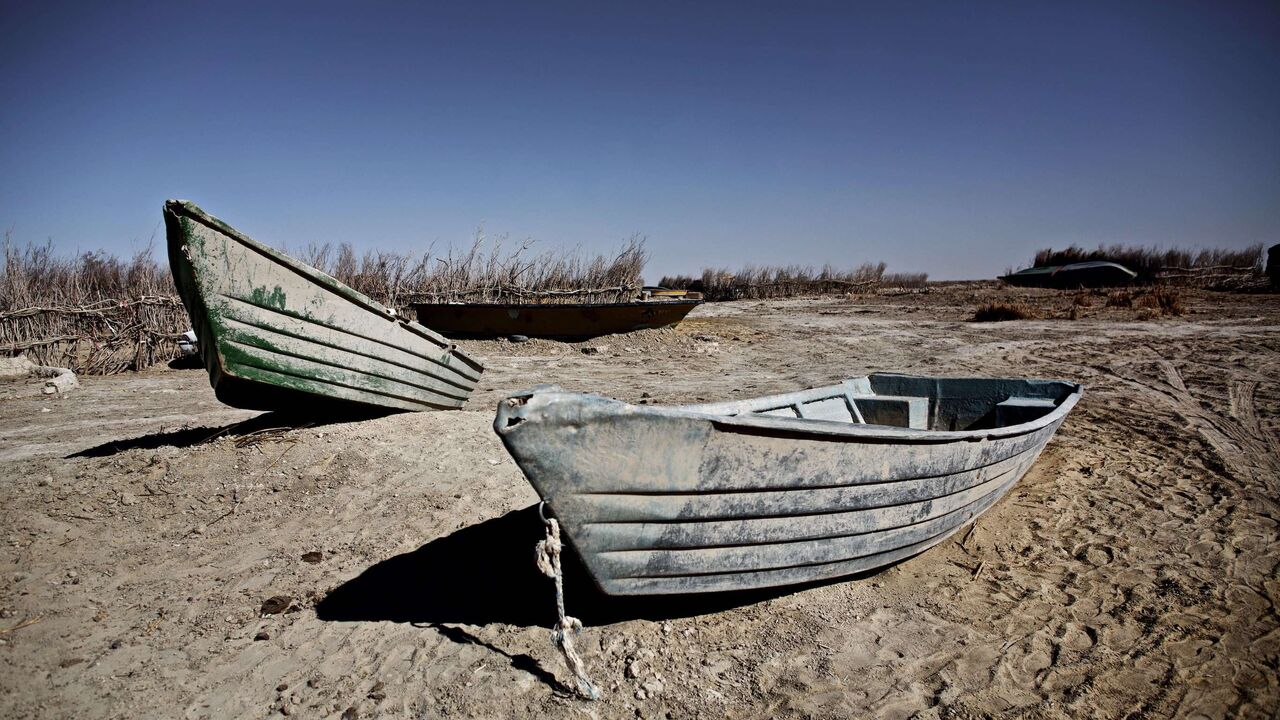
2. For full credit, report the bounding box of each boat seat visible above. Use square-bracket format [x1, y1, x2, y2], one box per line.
[848, 394, 928, 429]
[705, 381, 927, 429]
[753, 394, 926, 429]
[995, 397, 1057, 426]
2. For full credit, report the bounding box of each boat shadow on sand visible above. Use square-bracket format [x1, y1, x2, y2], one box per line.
[316, 504, 897, 629]
[66, 409, 395, 459]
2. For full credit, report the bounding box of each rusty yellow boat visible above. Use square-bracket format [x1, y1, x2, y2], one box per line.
[164, 200, 483, 412]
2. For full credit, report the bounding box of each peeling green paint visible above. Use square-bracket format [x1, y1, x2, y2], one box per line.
[250, 285, 288, 310]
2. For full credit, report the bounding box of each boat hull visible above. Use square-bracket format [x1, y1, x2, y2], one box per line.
[411, 300, 701, 340]
[164, 200, 484, 412]
[495, 374, 1081, 595]
[999, 262, 1137, 288]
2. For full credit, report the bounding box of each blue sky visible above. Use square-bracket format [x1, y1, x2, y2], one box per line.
[1, 1, 1277, 280]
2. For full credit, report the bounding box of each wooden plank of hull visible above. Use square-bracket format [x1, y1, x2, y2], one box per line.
[606, 490, 1005, 595]
[411, 300, 702, 340]
[566, 431, 1051, 594]
[556, 441, 1045, 523]
[219, 317, 475, 402]
[219, 295, 480, 390]
[495, 376, 1080, 594]
[596, 474, 1018, 578]
[164, 200, 483, 412]
[575, 450, 1040, 552]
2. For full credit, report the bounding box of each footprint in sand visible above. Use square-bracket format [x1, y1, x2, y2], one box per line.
[1072, 542, 1114, 566]
[1058, 621, 1096, 651]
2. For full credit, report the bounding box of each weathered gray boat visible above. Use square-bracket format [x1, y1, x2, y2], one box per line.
[495, 373, 1082, 595]
[164, 200, 484, 412]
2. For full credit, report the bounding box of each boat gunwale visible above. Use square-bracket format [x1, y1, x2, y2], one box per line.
[500, 374, 1083, 444]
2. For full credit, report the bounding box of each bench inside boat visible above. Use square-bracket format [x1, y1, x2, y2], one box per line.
[683, 373, 1075, 431]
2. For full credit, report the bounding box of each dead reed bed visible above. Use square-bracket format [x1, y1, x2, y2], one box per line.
[300, 232, 648, 307]
[659, 264, 928, 301]
[1032, 244, 1264, 287]
[0, 238, 187, 373]
[1, 232, 650, 373]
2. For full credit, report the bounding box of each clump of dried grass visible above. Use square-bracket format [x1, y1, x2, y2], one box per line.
[659, 263, 927, 301]
[1105, 291, 1134, 308]
[972, 302, 1036, 322]
[0, 236, 187, 373]
[1135, 288, 1185, 317]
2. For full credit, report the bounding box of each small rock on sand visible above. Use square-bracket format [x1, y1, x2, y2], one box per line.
[260, 596, 293, 616]
[0, 355, 35, 380]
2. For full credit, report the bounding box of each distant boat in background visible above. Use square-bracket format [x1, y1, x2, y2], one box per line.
[411, 297, 702, 340]
[999, 261, 1137, 288]
[165, 200, 484, 413]
[642, 286, 700, 299]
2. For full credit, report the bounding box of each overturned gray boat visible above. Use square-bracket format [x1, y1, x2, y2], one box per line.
[495, 373, 1082, 596]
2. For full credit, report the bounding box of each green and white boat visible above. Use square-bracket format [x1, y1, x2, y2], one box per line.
[164, 200, 483, 412]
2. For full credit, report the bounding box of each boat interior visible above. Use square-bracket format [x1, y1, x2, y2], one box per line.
[682, 373, 1078, 431]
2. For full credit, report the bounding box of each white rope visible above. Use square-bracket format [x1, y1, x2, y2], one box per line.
[535, 506, 601, 700]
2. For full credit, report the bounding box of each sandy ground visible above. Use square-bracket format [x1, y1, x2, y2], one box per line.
[1, 284, 1277, 719]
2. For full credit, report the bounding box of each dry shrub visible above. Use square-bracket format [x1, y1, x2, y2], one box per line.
[1, 237, 187, 373]
[1072, 293, 1091, 307]
[972, 302, 1036, 322]
[660, 263, 927, 301]
[1105, 291, 1134, 308]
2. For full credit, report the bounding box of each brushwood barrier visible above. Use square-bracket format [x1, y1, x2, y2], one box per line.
[0, 296, 190, 374]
